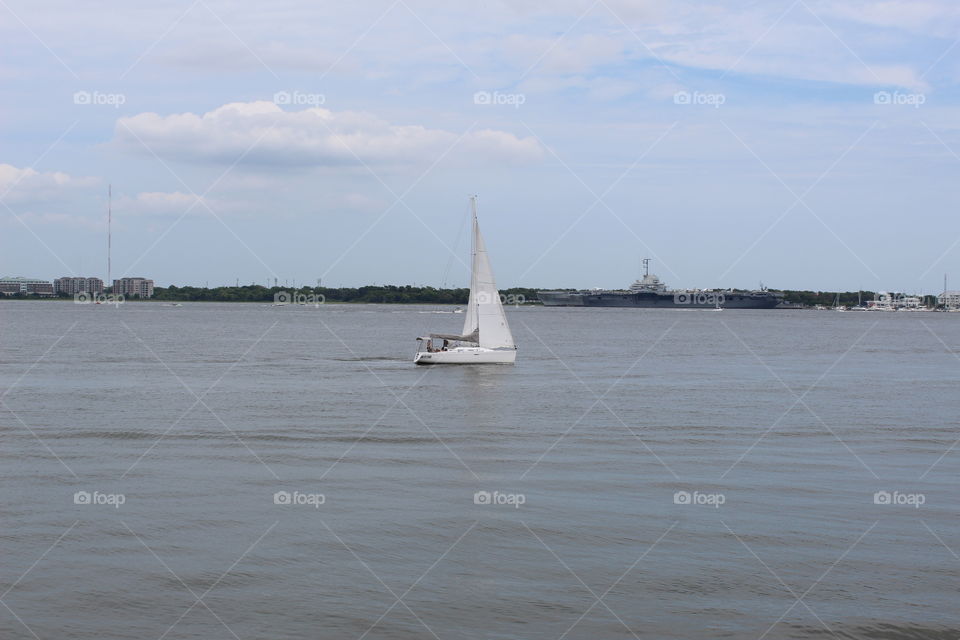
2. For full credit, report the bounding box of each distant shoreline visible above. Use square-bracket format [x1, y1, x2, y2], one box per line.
[0, 284, 945, 309]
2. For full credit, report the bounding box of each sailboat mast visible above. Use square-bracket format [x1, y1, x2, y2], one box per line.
[470, 195, 478, 320]
[470, 195, 478, 257]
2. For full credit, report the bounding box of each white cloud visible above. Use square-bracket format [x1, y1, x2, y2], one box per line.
[5, 0, 952, 95]
[156, 40, 354, 73]
[113, 101, 544, 168]
[113, 188, 388, 219]
[0, 164, 102, 232]
[0, 164, 98, 205]
[818, 0, 960, 37]
[627, 2, 932, 91]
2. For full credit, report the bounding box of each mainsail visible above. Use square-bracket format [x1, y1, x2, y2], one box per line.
[460, 197, 515, 349]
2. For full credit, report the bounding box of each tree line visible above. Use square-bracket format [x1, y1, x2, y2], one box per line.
[20, 285, 940, 307]
[150, 284, 543, 304]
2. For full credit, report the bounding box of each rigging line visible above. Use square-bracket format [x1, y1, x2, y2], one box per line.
[419, 200, 471, 346]
[440, 200, 470, 289]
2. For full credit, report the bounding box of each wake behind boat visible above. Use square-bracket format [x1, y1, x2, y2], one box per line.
[415, 196, 517, 365]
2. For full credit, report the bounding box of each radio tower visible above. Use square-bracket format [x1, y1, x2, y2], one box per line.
[107, 184, 112, 289]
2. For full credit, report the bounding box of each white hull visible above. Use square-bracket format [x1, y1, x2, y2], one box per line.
[415, 347, 516, 365]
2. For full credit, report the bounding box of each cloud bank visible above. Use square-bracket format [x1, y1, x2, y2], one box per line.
[113, 101, 544, 168]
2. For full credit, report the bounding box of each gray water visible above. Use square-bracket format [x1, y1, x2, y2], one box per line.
[1, 301, 958, 640]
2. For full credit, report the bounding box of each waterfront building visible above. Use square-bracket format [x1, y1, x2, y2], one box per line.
[868, 291, 926, 310]
[0, 277, 55, 297]
[54, 277, 104, 296]
[938, 290, 960, 310]
[868, 291, 896, 310]
[112, 277, 154, 298]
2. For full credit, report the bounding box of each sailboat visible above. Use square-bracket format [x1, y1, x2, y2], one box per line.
[850, 290, 867, 311]
[415, 196, 517, 365]
[832, 291, 846, 311]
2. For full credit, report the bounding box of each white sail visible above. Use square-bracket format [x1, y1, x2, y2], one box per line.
[467, 197, 514, 349]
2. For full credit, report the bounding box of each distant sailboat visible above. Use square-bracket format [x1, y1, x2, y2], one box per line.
[851, 290, 867, 311]
[833, 291, 846, 311]
[415, 196, 517, 365]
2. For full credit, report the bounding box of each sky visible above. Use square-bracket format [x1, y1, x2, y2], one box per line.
[1, 0, 959, 292]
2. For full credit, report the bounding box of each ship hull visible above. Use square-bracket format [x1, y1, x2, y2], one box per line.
[415, 347, 517, 364]
[538, 290, 781, 309]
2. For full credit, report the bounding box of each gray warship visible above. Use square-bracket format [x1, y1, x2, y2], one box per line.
[538, 259, 783, 309]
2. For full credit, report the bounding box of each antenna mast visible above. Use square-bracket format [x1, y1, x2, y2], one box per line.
[108, 184, 112, 288]
[642, 257, 650, 278]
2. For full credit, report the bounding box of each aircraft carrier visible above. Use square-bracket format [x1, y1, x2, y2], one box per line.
[537, 259, 783, 309]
